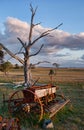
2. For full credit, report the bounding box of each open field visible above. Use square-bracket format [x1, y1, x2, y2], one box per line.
[0, 68, 84, 130]
[0, 67, 84, 84]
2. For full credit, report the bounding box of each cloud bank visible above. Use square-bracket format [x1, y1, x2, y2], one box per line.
[0, 17, 84, 67]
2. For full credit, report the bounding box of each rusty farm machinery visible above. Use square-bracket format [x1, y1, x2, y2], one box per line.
[2, 82, 70, 128]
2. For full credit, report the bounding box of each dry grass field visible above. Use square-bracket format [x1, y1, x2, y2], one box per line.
[0, 67, 84, 84]
[0, 67, 84, 130]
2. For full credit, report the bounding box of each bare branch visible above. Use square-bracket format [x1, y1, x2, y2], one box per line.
[45, 23, 63, 33]
[28, 5, 38, 45]
[7, 46, 24, 62]
[33, 22, 41, 27]
[29, 44, 44, 57]
[30, 33, 49, 47]
[30, 4, 33, 13]
[18, 46, 24, 54]
[30, 23, 63, 46]
[28, 5, 63, 49]
[0, 43, 24, 64]
[7, 50, 24, 62]
[30, 4, 38, 16]
[17, 45, 25, 55]
[17, 37, 26, 49]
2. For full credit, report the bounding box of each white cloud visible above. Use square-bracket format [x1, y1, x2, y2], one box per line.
[0, 17, 84, 67]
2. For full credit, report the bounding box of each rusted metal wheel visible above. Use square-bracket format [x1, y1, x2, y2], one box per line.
[8, 89, 43, 125]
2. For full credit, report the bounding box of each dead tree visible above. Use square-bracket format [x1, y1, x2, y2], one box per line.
[0, 4, 62, 87]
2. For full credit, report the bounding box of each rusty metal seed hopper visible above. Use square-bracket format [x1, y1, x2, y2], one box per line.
[7, 84, 70, 124]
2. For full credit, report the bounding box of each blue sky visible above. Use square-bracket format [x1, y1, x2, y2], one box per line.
[0, 0, 84, 67]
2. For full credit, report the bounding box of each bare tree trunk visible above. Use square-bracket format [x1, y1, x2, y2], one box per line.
[24, 50, 32, 87]
[24, 58, 29, 86]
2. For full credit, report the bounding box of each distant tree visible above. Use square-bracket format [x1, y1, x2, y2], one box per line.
[1, 61, 13, 75]
[49, 69, 55, 83]
[15, 64, 20, 69]
[0, 46, 4, 64]
[52, 63, 60, 75]
[0, 4, 62, 87]
[53, 63, 59, 68]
